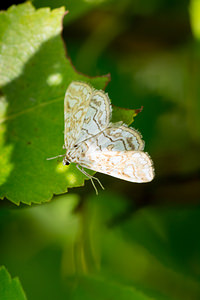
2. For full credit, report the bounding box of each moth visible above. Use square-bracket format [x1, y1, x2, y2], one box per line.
[48, 81, 154, 193]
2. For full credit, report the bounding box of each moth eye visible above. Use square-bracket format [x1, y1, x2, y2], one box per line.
[65, 161, 70, 166]
[74, 144, 77, 148]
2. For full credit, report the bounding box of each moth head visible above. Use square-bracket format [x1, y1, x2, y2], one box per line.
[63, 156, 70, 166]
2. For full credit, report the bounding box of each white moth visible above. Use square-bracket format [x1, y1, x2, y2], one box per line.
[48, 81, 154, 193]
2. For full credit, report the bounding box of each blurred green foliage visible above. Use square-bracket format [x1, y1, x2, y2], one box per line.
[0, 266, 27, 300]
[0, 0, 200, 299]
[1, 194, 200, 299]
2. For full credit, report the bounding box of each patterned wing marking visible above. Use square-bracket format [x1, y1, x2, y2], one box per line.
[79, 150, 154, 183]
[75, 90, 112, 145]
[97, 125, 144, 151]
[64, 81, 93, 149]
[70, 125, 144, 159]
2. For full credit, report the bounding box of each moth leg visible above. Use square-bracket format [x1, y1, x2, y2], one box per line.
[46, 154, 65, 160]
[76, 164, 104, 195]
[76, 165, 104, 190]
[91, 178, 98, 195]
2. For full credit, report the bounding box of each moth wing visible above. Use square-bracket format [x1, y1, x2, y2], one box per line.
[64, 81, 93, 149]
[92, 124, 145, 151]
[71, 124, 147, 177]
[75, 89, 112, 145]
[81, 150, 154, 183]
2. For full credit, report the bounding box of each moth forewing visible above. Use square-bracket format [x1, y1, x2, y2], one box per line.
[64, 81, 93, 149]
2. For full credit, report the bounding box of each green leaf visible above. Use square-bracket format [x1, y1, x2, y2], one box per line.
[0, 3, 138, 205]
[0, 3, 110, 205]
[112, 105, 142, 125]
[0, 266, 27, 300]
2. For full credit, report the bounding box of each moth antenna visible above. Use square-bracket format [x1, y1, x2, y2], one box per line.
[46, 154, 65, 160]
